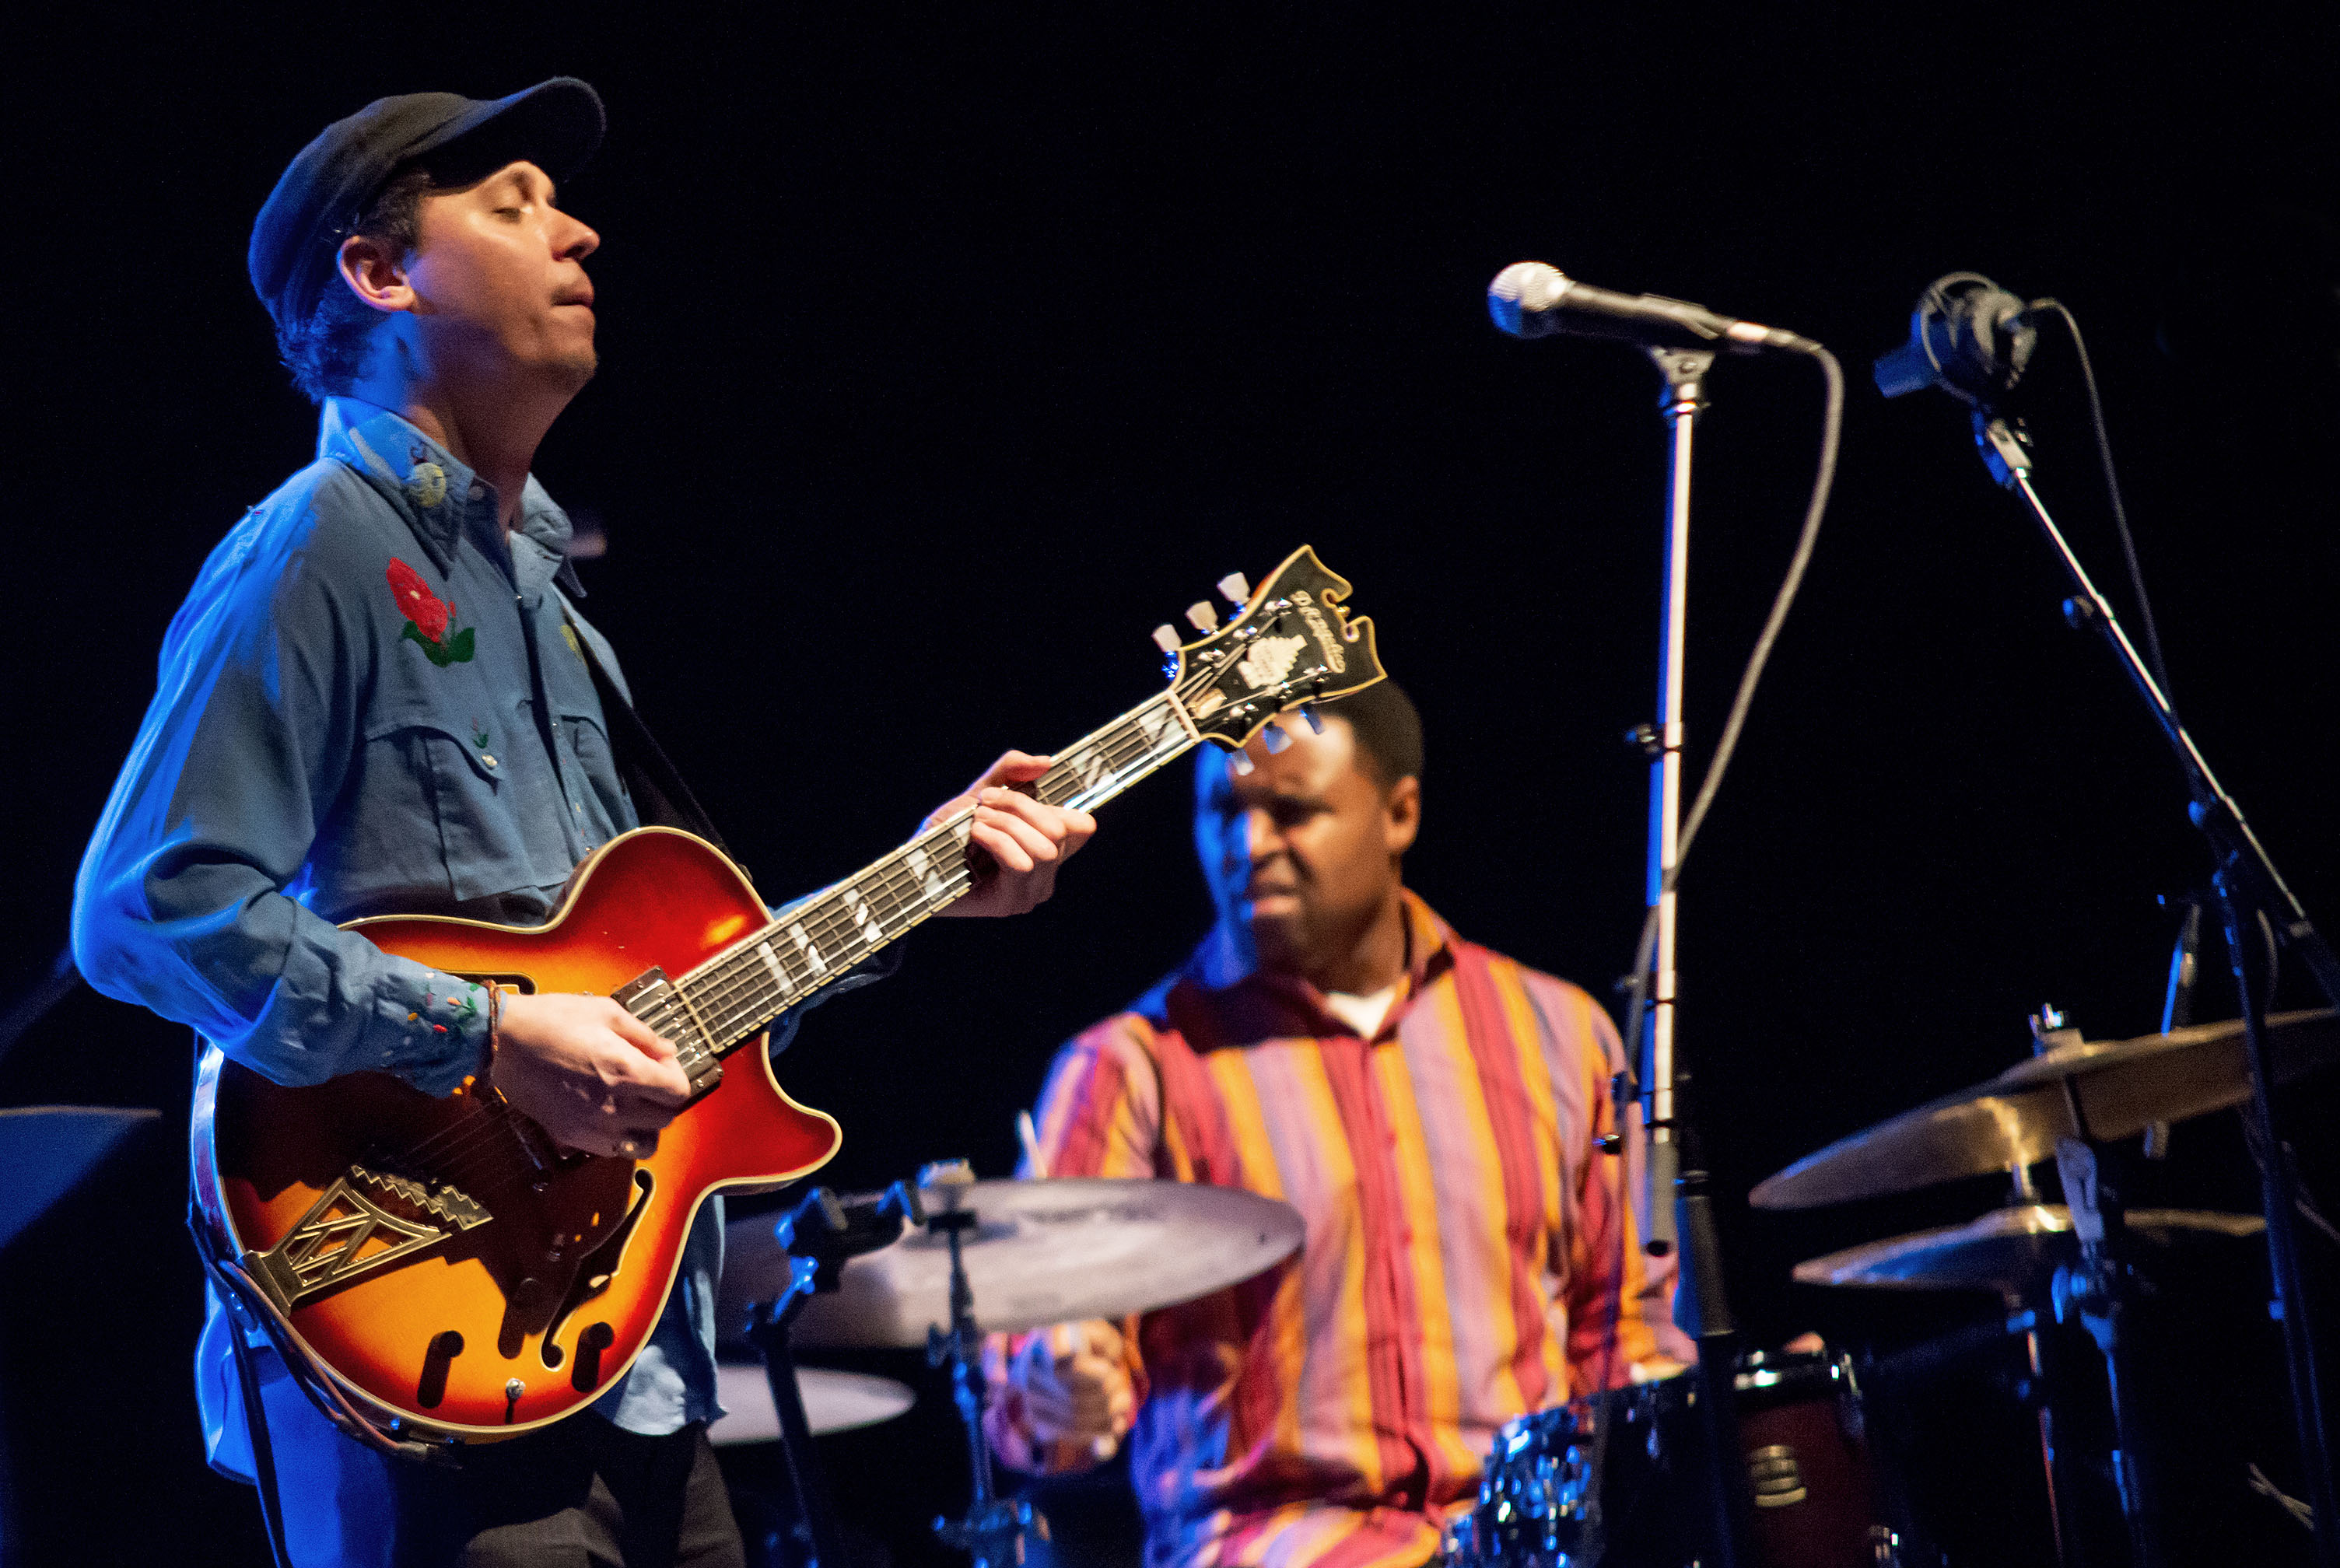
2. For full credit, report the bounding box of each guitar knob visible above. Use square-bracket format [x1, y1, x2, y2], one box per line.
[1299, 705, 1325, 733]
[1259, 721, 1292, 754]
[1185, 601, 1221, 634]
[1229, 750, 1256, 776]
[1151, 625, 1181, 653]
[1217, 572, 1252, 607]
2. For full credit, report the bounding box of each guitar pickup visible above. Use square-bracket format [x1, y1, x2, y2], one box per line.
[611, 968, 725, 1098]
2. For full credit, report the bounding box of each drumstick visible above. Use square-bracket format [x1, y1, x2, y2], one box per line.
[1017, 1110, 1049, 1178]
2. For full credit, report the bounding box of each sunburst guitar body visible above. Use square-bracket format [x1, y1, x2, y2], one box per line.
[195, 830, 835, 1440]
[191, 544, 1384, 1444]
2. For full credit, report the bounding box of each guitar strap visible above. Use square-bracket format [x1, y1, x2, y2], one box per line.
[555, 594, 734, 857]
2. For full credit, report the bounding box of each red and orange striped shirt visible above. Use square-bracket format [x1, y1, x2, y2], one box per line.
[986, 892, 1691, 1568]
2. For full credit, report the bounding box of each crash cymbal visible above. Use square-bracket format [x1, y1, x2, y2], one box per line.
[720, 1178, 1305, 1349]
[1751, 1009, 2340, 1209]
[706, 1364, 916, 1446]
[1792, 1205, 2265, 1294]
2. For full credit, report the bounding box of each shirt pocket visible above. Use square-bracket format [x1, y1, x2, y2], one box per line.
[353, 695, 544, 910]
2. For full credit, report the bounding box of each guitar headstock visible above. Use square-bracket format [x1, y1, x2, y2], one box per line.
[1153, 546, 1385, 751]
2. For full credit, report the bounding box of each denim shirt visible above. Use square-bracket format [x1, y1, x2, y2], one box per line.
[74, 399, 876, 1461]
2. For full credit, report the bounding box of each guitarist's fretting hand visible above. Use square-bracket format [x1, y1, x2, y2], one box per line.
[930, 751, 1098, 919]
[489, 992, 694, 1159]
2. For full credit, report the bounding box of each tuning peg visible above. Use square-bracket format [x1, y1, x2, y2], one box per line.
[1259, 720, 1292, 754]
[1229, 750, 1255, 775]
[1217, 572, 1252, 607]
[1298, 705, 1324, 733]
[1185, 601, 1221, 634]
[1151, 625, 1181, 654]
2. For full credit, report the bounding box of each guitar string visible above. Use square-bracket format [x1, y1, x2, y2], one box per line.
[379, 684, 1222, 1186]
[379, 639, 1316, 1188]
[678, 706, 1187, 1039]
[381, 731, 1157, 1185]
[670, 694, 1190, 1035]
[379, 701, 1186, 1181]
[680, 716, 1193, 1044]
[385, 702, 1207, 1186]
[389, 681, 1235, 1185]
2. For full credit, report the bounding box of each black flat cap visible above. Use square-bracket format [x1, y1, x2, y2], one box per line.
[250, 78, 605, 334]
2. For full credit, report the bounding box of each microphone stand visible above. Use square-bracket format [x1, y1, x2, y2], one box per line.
[1970, 411, 2337, 1567]
[1639, 345, 1753, 1568]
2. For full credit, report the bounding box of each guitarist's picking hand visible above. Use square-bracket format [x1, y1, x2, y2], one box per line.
[489, 992, 693, 1159]
[930, 751, 1098, 919]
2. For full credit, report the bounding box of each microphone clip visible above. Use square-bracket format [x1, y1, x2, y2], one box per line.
[1874, 271, 2038, 407]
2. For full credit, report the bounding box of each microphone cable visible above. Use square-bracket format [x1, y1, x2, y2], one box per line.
[2024, 298, 2172, 698]
[1578, 344, 1844, 1531]
[1613, 341, 1844, 1143]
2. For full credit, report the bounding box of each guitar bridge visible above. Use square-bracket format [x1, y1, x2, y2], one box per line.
[611, 967, 725, 1097]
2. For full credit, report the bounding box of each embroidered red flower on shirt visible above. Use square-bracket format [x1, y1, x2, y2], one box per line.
[387, 558, 475, 667]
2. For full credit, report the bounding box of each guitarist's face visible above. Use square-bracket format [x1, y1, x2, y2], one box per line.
[1193, 719, 1420, 983]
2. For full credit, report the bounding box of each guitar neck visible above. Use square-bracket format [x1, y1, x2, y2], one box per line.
[664, 688, 1202, 1055]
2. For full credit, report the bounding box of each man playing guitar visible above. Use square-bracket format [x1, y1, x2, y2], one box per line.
[73, 79, 1091, 1567]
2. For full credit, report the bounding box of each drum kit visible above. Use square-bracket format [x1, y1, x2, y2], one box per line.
[708, 1006, 2330, 1568]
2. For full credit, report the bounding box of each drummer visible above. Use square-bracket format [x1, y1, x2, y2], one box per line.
[987, 682, 1692, 1568]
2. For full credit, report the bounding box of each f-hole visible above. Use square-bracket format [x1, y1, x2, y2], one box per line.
[571, 1323, 616, 1393]
[541, 1169, 655, 1372]
[417, 1330, 464, 1409]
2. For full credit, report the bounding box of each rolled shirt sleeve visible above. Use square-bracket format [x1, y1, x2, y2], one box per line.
[72, 488, 492, 1094]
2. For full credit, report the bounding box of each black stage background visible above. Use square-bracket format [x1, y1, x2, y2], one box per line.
[4, 5, 2337, 1564]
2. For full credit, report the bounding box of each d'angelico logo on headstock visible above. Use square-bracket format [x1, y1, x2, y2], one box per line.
[1170, 547, 1382, 744]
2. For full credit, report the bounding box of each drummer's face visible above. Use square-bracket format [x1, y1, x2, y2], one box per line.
[1193, 718, 1418, 978]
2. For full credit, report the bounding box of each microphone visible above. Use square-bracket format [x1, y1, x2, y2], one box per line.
[1872, 271, 2036, 404]
[1487, 261, 1819, 353]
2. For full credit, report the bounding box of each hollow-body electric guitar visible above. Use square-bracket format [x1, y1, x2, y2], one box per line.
[194, 546, 1382, 1449]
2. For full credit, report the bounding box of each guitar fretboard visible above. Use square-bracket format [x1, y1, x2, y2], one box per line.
[639, 690, 1201, 1064]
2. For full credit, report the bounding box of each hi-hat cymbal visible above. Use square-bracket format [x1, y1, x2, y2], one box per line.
[720, 1177, 1306, 1349]
[1752, 1009, 2340, 1209]
[1792, 1205, 2265, 1295]
[707, 1364, 916, 1446]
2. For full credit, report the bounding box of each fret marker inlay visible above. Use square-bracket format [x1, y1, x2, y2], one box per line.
[907, 845, 944, 900]
[789, 922, 827, 975]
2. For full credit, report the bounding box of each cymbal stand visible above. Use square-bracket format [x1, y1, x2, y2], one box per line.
[925, 1190, 1046, 1568]
[1637, 345, 1752, 1568]
[745, 1184, 923, 1568]
[1971, 411, 2335, 1566]
[2049, 1139, 2168, 1568]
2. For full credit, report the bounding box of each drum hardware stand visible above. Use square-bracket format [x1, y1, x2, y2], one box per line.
[2048, 1138, 2169, 1568]
[1970, 411, 2337, 1566]
[1631, 345, 1754, 1568]
[921, 1167, 1047, 1568]
[2006, 1148, 2081, 1568]
[745, 1183, 924, 1568]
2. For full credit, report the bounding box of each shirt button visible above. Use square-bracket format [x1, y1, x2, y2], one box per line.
[481, 754, 499, 768]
